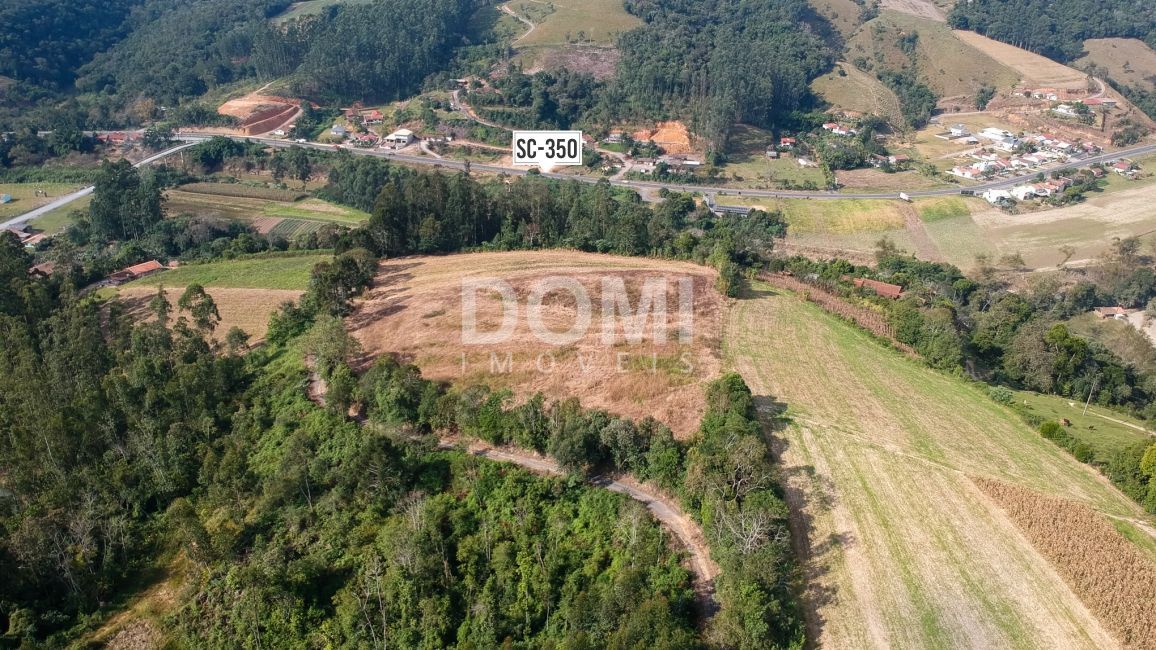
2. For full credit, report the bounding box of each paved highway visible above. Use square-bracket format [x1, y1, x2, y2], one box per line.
[175, 134, 1156, 202]
[0, 141, 200, 230]
[6, 134, 1155, 230]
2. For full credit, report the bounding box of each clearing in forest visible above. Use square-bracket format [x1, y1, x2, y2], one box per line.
[811, 63, 904, 126]
[117, 286, 304, 343]
[726, 284, 1156, 649]
[346, 251, 724, 438]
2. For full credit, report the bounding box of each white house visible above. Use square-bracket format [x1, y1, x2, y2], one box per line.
[1011, 185, 1038, 201]
[1053, 104, 1079, 118]
[384, 128, 415, 146]
[982, 189, 1012, 204]
[949, 124, 970, 137]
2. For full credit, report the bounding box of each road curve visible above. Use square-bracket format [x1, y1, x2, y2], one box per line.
[1, 142, 200, 230]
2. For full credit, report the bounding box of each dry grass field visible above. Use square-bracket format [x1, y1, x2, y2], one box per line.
[1078, 38, 1156, 91]
[0, 183, 83, 221]
[847, 13, 1019, 100]
[970, 169, 1156, 269]
[807, 0, 863, 38]
[507, 0, 640, 47]
[955, 30, 1089, 88]
[117, 286, 304, 343]
[165, 190, 369, 225]
[811, 64, 904, 126]
[346, 252, 723, 438]
[727, 283, 1156, 649]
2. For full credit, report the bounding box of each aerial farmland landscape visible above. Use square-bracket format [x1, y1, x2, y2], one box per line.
[1, 0, 1156, 648]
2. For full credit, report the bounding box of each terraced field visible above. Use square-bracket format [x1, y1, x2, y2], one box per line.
[726, 284, 1156, 649]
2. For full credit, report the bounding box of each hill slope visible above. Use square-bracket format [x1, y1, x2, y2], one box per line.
[727, 283, 1155, 648]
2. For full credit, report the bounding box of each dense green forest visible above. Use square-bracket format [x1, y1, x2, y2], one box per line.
[613, 0, 834, 150]
[948, 0, 1156, 63]
[0, 0, 142, 89]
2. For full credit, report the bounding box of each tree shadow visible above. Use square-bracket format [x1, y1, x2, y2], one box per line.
[753, 394, 842, 648]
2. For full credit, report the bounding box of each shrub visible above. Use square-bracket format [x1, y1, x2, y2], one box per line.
[989, 386, 1013, 405]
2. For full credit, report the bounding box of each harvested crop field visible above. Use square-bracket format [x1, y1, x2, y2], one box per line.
[727, 283, 1155, 649]
[346, 251, 723, 438]
[973, 478, 1156, 648]
[165, 190, 369, 226]
[116, 286, 304, 342]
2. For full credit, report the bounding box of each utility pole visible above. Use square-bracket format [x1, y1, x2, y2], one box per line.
[1083, 376, 1100, 415]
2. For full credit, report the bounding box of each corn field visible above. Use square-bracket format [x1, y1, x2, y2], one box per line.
[974, 477, 1156, 649]
[759, 273, 916, 355]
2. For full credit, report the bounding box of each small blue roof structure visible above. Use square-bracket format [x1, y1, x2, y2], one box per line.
[0, 194, 11, 204]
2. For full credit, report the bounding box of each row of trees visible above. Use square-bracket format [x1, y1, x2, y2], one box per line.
[318, 155, 786, 295]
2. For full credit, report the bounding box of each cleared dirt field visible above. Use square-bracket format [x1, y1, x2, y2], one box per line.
[1078, 38, 1156, 91]
[117, 286, 304, 342]
[632, 121, 694, 155]
[346, 251, 723, 438]
[955, 30, 1088, 88]
[727, 284, 1155, 649]
[811, 64, 904, 126]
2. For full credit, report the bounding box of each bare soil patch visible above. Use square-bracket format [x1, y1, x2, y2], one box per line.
[632, 121, 694, 155]
[118, 286, 304, 343]
[346, 251, 723, 438]
[534, 45, 621, 80]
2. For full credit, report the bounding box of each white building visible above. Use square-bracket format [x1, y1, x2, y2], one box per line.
[982, 189, 1012, 204]
[1011, 185, 1037, 201]
[384, 129, 415, 146]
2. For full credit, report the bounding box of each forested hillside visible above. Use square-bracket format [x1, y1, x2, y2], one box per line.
[0, 0, 141, 89]
[948, 0, 1156, 63]
[614, 0, 834, 150]
[75, 0, 291, 106]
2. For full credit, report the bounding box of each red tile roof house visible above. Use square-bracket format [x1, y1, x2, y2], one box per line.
[1094, 306, 1132, 319]
[107, 260, 165, 286]
[779, 137, 796, 148]
[853, 278, 904, 299]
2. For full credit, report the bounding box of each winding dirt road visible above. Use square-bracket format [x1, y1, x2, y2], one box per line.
[305, 364, 719, 606]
